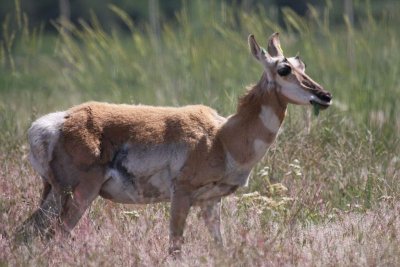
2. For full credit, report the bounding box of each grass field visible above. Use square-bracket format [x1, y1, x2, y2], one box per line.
[1, 2, 400, 266]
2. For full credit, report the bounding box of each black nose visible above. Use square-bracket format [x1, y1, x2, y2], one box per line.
[316, 91, 332, 102]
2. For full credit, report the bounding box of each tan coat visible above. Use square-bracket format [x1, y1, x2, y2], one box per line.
[20, 33, 332, 255]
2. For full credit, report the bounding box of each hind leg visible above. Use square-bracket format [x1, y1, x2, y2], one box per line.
[18, 167, 105, 239]
[46, 141, 106, 234]
[58, 166, 104, 233]
[40, 179, 52, 205]
[15, 180, 63, 243]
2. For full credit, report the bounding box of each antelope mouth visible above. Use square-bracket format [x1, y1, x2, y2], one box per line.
[310, 95, 332, 110]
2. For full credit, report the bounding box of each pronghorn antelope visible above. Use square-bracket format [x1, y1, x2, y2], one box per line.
[18, 33, 332, 255]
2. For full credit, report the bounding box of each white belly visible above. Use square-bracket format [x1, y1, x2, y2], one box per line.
[99, 142, 245, 204]
[99, 143, 187, 204]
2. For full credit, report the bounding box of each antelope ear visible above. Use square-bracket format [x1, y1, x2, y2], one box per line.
[248, 34, 263, 60]
[267, 32, 284, 57]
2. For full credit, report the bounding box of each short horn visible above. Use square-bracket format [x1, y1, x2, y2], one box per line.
[267, 32, 284, 57]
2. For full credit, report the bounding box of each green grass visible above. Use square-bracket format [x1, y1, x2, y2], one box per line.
[1, 1, 400, 265]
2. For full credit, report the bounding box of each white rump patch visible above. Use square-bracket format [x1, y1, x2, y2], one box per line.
[259, 105, 281, 133]
[28, 111, 67, 177]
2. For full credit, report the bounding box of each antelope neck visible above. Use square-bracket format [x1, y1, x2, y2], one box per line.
[219, 73, 287, 168]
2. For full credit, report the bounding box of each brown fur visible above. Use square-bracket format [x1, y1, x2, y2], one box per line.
[219, 73, 286, 165]
[62, 102, 222, 168]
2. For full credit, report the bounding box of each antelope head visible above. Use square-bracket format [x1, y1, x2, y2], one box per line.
[248, 33, 332, 109]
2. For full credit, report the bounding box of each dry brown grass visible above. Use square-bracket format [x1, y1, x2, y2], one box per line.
[1, 150, 399, 266]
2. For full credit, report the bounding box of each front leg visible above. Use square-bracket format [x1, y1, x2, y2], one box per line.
[169, 184, 192, 256]
[199, 198, 224, 246]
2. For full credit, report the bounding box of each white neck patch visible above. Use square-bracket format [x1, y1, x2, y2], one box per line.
[259, 105, 281, 133]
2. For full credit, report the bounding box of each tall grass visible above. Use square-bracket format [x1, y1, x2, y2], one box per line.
[1, 1, 400, 265]
[1, 2, 399, 141]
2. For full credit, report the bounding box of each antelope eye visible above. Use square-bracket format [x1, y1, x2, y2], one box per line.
[277, 65, 291, 76]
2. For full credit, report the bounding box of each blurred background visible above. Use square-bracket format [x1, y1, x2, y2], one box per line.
[0, 1, 398, 33]
[1, 0, 399, 229]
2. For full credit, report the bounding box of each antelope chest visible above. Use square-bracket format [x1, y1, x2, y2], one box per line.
[191, 168, 251, 200]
